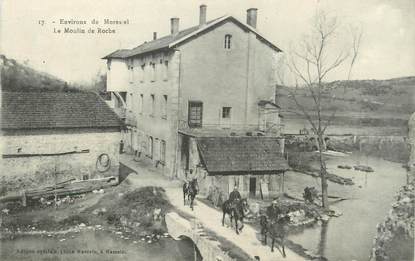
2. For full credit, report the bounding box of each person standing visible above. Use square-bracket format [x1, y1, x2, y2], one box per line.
[119, 140, 124, 154]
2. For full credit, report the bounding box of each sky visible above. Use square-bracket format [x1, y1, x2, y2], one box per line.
[1, 0, 414, 84]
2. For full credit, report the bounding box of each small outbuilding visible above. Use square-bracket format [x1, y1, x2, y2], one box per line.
[178, 134, 289, 201]
[1, 91, 123, 195]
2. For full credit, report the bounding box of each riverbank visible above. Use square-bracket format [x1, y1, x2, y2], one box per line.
[287, 151, 354, 185]
[370, 181, 414, 261]
[286, 154, 408, 260]
[285, 134, 409, 165]
[0, 227, 197, 261]
[0, 178, 173, 241]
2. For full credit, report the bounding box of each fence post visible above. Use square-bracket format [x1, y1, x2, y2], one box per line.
[21, 190, 27, 207]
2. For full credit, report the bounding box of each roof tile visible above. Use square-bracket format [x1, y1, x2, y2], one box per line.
[197, 137, 288, 174]
[2, 91, 123, 130]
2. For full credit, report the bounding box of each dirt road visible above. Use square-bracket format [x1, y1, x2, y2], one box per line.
[121, 154, 305, 261]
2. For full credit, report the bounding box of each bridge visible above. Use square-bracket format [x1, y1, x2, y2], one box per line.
[166, 212, 236, 261]
[120, 154, 304, 261]
[164, 189, 303, 261]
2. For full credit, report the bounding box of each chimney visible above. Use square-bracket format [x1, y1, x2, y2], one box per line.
[199, 4, 207, 27]
[153, 32, 157, 40]
[170, 17, 179, 35]
[246, 8, 258, 28]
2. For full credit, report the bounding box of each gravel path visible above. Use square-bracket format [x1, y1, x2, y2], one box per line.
[120, 154, 305, 261]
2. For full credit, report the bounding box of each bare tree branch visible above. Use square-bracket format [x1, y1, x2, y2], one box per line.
[280, 9, 363, 210]
[347, 25, 363, 81]
[286, 86, 318, 133]
[320, 51, 350, 80]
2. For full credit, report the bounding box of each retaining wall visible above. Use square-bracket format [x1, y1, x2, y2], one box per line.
[165, 212, 240, 261]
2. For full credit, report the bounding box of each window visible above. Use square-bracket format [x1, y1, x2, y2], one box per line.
[139, 94, 144, 114]
[140, 64, 145, 82]
[132, 93, 138, 112]
[151, 63, 156, 82]
[107, 59, 111, 70]
[224, 34, 232, 49]
[163, 61, 169, 80]
[148, 136, 153, 159]
[160, 140, 166, 164]
[128, 59, 134, 83]
[128, 93, 133, 111]
[161, 95, 168, 119]
[188, 101, 203, 128]
[129, 66, 134, 83]
[222, 107, 231, 118]
[150, 94, 155, 116]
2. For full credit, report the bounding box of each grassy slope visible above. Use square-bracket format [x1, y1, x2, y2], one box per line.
[0, 55, 107, 96]
[277, 77, 415, 129]
[0, 55, 80, 92]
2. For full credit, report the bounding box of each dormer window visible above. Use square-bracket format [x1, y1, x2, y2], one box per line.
[224, 34, 232, 49]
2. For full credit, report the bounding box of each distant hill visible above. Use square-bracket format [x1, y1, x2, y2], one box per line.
[0, 55, 80, 92]
[277, 77, 415, 116]
[277, 77, 415, 135]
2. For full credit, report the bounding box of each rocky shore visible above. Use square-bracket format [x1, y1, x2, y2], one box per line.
[370, 181, 414, 261]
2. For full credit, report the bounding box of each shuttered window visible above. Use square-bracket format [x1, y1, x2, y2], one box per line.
[188, 101, 203, 128]
[160, 140, 166, 164]
[224, 34, 232, 49]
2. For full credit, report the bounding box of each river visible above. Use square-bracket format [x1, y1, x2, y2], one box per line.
[0, 229, 201, 261]
[1, 154, 407, 261]
[286, 153, 408, 261]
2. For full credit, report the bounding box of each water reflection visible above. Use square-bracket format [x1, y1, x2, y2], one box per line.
[317, 220, 328, 257]
[287, 154, 407, 261]
[1, 230, 200, 261]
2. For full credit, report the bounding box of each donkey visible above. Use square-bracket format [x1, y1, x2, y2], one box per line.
[260, 214, 290, 257]
[183, 178, 199, 211]
[222, 198, 248, 234]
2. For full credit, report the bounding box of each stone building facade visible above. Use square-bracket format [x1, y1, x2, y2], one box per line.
[103, 5, 286, 186]
[1, 91, 122, 195]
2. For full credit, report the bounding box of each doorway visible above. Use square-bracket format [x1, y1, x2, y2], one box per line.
[249, 177, 256, 197]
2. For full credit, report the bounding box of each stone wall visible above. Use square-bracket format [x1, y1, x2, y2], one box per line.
[0, 128, 120, 195]
[122, 49, 180, 179]
[165, 212, 240, 261]
[178, 21, 280, 128]
[285, 134, 409, 164]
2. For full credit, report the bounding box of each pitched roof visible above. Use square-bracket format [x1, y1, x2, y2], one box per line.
[1, 91, 123, 130]
[197, 137, 289, 175]
[103, 49, 132, 59]
[103, 16, 281, 59]
[258, 100, 280, 108]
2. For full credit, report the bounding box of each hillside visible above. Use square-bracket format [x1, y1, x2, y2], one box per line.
[0, 55, 80, 92]
[277, 77, 415, 116]
[277, 77, 415, 135]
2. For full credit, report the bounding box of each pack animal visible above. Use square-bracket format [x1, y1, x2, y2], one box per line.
[183, 178, 199, 211]
[222, 198, 248, 234]
[260, 214, 290, 257]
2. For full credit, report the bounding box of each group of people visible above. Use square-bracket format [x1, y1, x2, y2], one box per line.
[228, 186, 288, 223]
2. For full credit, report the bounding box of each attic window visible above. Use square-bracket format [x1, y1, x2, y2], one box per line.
[224, 34, 232, 49]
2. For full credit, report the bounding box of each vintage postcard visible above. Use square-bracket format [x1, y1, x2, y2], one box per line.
[0, 0, 414, 260]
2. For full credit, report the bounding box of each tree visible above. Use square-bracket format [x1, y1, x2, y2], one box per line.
[280, 10, 362, 209]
